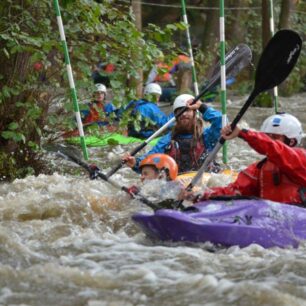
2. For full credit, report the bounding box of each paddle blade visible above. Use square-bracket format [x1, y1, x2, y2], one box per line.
[255, 29, 302, 92]
[210, 43, 252, 79]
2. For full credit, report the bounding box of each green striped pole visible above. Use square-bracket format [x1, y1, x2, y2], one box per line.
[219, 0, 227, 163]
[53, 0, 89, 160]
[180, 0, 199, 95]
[269, 0, 279, 113]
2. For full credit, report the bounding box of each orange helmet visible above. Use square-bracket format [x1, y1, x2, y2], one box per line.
[139, 154, 178, 181]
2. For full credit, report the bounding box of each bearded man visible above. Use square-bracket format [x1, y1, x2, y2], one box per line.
[123, 94, 222, 174]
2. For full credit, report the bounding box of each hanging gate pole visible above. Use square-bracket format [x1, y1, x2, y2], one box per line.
[219, 0, 228, 163]
[269, 0, 279, 113]
[180, 0, 199, 95]
[53, 0, 89, 160]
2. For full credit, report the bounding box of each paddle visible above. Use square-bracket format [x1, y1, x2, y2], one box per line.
[106, 43, 252, 178]
[56, 149, 161, 211]
[176, 29, 302, 208]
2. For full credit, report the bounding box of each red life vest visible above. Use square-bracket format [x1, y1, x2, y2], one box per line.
[259, 159, 303, 205]
[83, 102, 104, 124]
[165, 136, 207, 173]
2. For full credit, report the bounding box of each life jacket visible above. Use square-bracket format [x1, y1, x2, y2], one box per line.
[154, 62, 172, 83]
[258, 159, 304, 205]
[172, 54, 190, 66]
[104, 63, 115, 73]
[165, 135, 219, 173]
[83, 102, 108, 126]
[126, 100, 156, 139]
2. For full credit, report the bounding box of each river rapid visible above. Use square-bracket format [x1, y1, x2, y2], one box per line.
[0, 93, 306, 306]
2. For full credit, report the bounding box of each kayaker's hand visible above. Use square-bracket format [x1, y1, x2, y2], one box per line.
[89, 164, 100, 180]
[186, 99, 202, 110]
[126, 185, 140, 198]
[122, 153, 136, 168]
[178, 189, 200, 202]
[221, 124, 241, 140]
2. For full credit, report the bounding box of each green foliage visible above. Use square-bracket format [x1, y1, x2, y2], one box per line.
[0, 0, 182, 180]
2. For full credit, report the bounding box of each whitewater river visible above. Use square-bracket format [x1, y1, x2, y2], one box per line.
[0, 93, 306, 306]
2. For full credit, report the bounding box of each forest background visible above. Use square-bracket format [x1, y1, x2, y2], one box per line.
[0, 0, 305, 180]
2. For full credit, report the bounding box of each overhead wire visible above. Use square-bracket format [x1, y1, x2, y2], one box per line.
[120, 0, 261, 11]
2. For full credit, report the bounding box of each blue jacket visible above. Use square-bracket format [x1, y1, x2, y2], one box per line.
[123, 99, 174, 139]
[134, 106, 222, 172]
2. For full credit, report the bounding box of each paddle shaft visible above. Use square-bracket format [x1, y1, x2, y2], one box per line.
[106, 44, 252, 178]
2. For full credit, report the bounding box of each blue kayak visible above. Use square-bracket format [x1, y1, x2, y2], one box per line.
[132, 199, 306, 248]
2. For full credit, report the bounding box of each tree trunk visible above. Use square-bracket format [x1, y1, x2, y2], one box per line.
[131, 0, 143, 98]
[200, 0, 219, 53]
[262, 0, 271, 49]
[226, 0, 245, 46]
[177, 66, 192, 94]
[278, 0, 295, 29]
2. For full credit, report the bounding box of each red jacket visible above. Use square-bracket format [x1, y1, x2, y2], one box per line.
[201, 129, 306, 205]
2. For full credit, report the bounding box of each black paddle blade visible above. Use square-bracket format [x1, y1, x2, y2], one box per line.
[228, 44, 252, 78]
[210, 43, 252, 79]
[255, 29, 302, 92]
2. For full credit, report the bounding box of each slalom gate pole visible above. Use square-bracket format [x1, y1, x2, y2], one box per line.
[219, 0, 228, 163]
[53, 0, 89, 160]
[269, 0, 279, 113]
[180, 0, 199, 95]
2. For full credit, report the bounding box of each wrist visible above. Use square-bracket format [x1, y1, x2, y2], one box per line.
[238, 128, 249, 139]
[198, 103, 208, 114]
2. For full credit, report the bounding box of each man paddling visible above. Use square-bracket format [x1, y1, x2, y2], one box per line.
[122, 94, 222, 174]
[185, 113, 306, 205]
[121, 83, 173, 139]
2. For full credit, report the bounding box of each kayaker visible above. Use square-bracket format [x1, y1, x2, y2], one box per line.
[122, 93, 222, 174]
[126, 153, 181, 198]
[185, 113, 306, 205]
[146, 53, 191, 102]
[139, 153, 178, 182]
[122, 83, 173, 139]
[82, 83, 117, 127]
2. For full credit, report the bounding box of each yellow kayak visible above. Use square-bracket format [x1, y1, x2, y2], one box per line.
[177, 169, 237, 191]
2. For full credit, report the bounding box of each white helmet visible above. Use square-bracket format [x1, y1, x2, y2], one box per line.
[260, 113, 303, 145]
[144, 83, 162, 96]
[95, 83, 107, 94]
[173, 94, 194, 112]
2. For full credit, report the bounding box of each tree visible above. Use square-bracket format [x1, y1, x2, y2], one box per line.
[278, 0, 296, 29]
[262, 0, 271, 48]
[201, 0, 219, 54]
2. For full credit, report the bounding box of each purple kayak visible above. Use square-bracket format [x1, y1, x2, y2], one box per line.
[132, 199, 306, 248]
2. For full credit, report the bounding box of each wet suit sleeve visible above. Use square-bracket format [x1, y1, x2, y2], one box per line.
[139, 103, 169, 128]
[239, 129, 306, 186]
[133, 132, 172, 173]
[200, 106, 222, 151]
[200, 163, 260, 200]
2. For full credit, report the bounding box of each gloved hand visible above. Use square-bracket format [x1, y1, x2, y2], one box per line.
[89, 164, 100, 180]
[126, 185, 140, 197]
